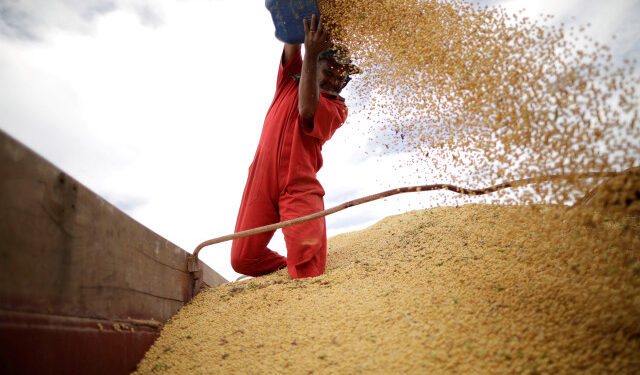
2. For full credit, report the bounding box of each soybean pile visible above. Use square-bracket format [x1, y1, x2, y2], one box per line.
[134, 204, 640, 374]
[319, 0, 639, 206]
[133, 1, 640, 373]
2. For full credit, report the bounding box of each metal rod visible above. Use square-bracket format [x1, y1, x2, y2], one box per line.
[192, 171, 621, 262]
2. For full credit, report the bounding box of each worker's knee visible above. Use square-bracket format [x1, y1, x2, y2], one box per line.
[230, 251, 285, 277]
[230, 253, 252, 276]
[230, 239, 250, 274]
[230, 237, 287, 276]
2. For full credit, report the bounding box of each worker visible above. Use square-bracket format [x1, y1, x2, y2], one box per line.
[231, 14, 360, 279]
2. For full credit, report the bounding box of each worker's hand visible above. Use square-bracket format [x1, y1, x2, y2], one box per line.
[303, 14, 331, 58]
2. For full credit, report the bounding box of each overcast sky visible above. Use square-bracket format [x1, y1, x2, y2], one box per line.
[1, 0, 638, 281]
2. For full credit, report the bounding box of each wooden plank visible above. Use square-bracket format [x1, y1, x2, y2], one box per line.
[0, 129, 227, 374]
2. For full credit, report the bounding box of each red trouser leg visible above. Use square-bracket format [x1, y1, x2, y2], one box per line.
[231, 173, 287, 277]
[280, 192, 326, 279]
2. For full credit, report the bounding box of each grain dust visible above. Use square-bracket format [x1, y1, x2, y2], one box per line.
[318, 0, 639, 207]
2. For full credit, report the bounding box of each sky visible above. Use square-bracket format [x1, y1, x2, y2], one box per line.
[1, 0, 638, 281]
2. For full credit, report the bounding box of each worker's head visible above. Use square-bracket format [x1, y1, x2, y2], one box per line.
[317, 45, 361, 95]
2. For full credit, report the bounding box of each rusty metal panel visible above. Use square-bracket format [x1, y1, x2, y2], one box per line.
[0, 129, 227, 374]
[0, 310, 161, 375]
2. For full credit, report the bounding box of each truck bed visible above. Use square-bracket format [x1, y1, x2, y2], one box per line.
[0, 129, 227, 374]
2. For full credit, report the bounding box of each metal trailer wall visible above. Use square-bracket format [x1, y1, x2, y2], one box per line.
[0, 129, 227, 374]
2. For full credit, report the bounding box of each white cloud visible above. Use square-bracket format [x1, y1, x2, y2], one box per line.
[492, 0, 640, 59]
[0, 0, 165, 40]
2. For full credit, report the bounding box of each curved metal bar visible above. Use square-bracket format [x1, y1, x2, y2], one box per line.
[192, 171, 622, 263]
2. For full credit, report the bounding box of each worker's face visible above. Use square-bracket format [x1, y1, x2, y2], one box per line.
[318, 59, 348, 95]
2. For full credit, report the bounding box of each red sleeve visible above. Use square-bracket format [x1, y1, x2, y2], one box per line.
[301, 94, 348, 142]
[276, 48, 302, 89]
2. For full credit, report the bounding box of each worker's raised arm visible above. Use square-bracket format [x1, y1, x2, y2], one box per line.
[298, 14, 331, 123]
[283, 43, 300, 66]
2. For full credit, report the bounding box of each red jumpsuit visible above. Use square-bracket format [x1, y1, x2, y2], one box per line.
[231, 49, 348, 279]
